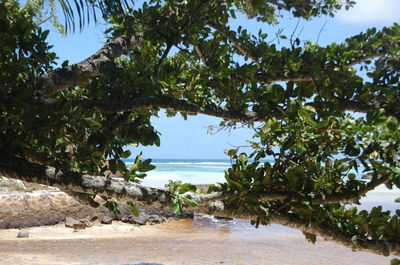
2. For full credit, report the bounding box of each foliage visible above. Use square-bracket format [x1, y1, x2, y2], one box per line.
[0, 0, 399, 258]
[168, 180, 198, 215]
[127, 201, 139, 216]
[103, 200, 122, 214]
[123, 152, 156, 182]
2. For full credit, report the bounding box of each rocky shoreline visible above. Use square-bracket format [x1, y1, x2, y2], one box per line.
[0, 177, 192, 230]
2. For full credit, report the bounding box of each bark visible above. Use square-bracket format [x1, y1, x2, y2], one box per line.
[39, 35, 143, 98]
[0, 156, 172, 207]
[71, 97, 400, 122]
[73, 96, 281, 122]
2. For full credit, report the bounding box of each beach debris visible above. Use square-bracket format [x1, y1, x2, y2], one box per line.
[101, 216, 113, 224]
[17, 230, 29, 238]
[65, 217, 86, 229]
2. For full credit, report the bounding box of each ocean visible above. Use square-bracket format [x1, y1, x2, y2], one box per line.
[126, 159, 231, 187]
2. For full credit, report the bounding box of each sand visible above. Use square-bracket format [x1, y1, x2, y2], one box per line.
[0, 216, 395, 265]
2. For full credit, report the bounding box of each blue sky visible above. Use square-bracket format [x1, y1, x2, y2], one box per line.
[44, 0, 400, 159]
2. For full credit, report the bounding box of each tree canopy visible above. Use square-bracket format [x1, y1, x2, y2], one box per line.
[0, 0, 399, 260]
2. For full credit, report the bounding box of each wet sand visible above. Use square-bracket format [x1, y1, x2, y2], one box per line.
[0, 216, 395, 265]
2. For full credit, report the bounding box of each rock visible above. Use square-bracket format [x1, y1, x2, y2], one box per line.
[147, 214, 161, 224]
[90, 215, 99, 222]
[158, 208, 176, 218]
[101, 216, 113, 224]
[131, 214, 147, 225]
[0, 177, 26, 191]
[80, 218, 93, 228]
[17, 230, 29, 238]
[65, 217, 86, 229]
[180, 211, 194, 219]
[0, 190, 105, 228]
[395, 197, 400, 203]
[91, 213, 105, 223]
[120, 215, 134, 224]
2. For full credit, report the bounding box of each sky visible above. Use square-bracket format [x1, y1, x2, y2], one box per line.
[44, 0, 400, 159]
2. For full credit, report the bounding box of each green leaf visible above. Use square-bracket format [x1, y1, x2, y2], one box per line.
[172, 200, 182, 215]
[127, 201, 139, 216]
[207, 184, 221, 193]
[85, 118, 102, 128]
[181, 197, 198, 207]
[168, 180, 182, 194]
[238, 153, 249, 165]
[391, 258, 400, 265]
[179, 183, 197, 194]
[103, 201, 121, 214]
[348, 173, 356, 181]
[121, 150, 131, 159]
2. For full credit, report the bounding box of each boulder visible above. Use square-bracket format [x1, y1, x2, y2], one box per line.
[120, 215, 134, 224]
[0, 177, 26, 191]
[395, 197, 400, 203]
[65, 217, 86, 229]
[0, 190, 106, 228]
[147, 214, 162, 224]
[101, 216, 113, 224]
[90, 213, 105, 223]
[17, 230, 29, 238]
[131, 214, 147, 225]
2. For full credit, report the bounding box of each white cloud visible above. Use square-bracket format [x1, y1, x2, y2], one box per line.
[336, 0, 400, 26]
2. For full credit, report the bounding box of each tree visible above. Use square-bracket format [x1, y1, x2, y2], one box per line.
[0, 0, 399, 259]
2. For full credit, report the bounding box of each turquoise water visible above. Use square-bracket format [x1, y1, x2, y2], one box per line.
[125, 159, 231, 187]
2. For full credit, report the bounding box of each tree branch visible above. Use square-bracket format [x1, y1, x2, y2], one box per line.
[71, 96, 400, 122]
[0, 156, 172, 207]
[194, 45, 207, 65]
[0, 156, 229, 208]
[260, 172, 391, 204]
[73, 96, 281, 122]
[39, 35, 143, 98]
[201, 172, 391, 206]
[255, 51, 387, 84]
[191, 202, 400, 256]
[269, 213, 400, 256]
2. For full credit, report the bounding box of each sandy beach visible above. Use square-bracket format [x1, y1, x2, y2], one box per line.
[0, 216, 395, 265]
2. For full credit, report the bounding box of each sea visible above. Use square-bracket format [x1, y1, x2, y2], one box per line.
[124, 158, 400, 213]
[125, 159, 230, 188]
